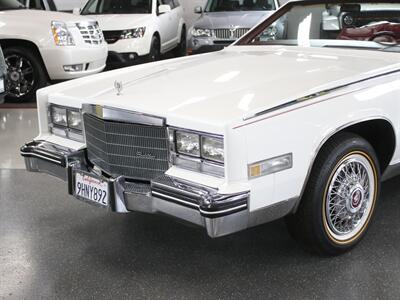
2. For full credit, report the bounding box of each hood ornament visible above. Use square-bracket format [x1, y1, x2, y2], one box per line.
[114, 80, 123, 96]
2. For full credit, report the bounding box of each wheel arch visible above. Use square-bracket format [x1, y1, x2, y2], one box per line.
[0, 39, 50, 80]
[295, 117, 396, 212]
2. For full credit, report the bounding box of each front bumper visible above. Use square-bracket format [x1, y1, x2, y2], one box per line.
[40, 45, 108, 80]
[106, 51, 147, 70]
[187, 37, 233, 55]
[20, 141, 251, 238]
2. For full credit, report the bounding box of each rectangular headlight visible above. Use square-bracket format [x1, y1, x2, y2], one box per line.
[51, 106, 67, 127]
[201, 136, 224, 163]
[169, 128, 225, 177]
[176, 131, 200, 157]
[49, 104, 83, 142]
[67, 110, 82, 131]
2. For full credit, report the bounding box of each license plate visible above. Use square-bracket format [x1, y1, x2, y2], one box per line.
[74, 172, 109, 207]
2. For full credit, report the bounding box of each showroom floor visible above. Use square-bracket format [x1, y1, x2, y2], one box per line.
[1, 106, 400, 299]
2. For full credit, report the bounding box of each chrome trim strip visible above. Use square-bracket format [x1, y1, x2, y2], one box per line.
[151, 191, 200, 208]
[20, 151, 62, 165]
[82, 104, 165, 126]
[241, 68, 400, 123]
[199, 204, 247, 215]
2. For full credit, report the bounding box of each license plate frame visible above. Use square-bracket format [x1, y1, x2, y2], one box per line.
[73, 171, 111, 208]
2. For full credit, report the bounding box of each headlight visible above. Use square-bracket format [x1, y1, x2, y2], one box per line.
[51, 21, 75, 46]
[120, 27, 146, 39]
[201, 136, 224, 163]
[261, 25, 278, 40]
[49, 104, 83, 142]
[51, 106, 67, 127]
[67, 110, 82, 131]
[191, 28, 212, 37]
[170, 128, 224, 177]
[176, 131, 200, 157]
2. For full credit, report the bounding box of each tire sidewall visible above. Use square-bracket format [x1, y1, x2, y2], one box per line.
[310, 135, 380, 254]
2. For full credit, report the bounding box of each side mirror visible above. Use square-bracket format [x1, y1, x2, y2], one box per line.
[158, 4, 171, 14]
[72, 7, 81, 15]
[194, 6, 203, 14]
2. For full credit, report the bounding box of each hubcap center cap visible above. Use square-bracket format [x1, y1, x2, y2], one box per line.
[10, 71, 21, 82]
[347, 185, 364, 213]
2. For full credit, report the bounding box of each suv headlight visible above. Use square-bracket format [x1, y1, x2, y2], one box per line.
[261, 25, 278, 41]
[191, 28, 212, 37]
[49, 104, 83, 142]
[120, 27, 146, 39]
[169, 128, 224, 177]
[51, 21, 75, 46]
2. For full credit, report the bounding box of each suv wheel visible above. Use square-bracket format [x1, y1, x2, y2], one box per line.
[148, 35, 161, 62]
[4, 46, 47, 103]
[286, 133, 380, 256]
[174, 27, 186, 57]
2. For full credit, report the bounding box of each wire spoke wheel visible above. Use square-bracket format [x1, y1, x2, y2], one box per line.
[5, 54, 35, 98]
[324, 153, 376, 242]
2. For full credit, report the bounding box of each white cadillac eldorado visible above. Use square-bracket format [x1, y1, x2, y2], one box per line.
[21, 0, 400, 255]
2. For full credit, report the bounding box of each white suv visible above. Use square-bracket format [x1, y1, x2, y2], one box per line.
[77, 0, 186, 68]
[0, 0, 108, 102]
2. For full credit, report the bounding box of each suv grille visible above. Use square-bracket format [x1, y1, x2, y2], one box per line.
[83, 113, 169, 181]
[103, 30, 122, 44]
[214, 28, 250, 40]
[77, 22, 104, 45]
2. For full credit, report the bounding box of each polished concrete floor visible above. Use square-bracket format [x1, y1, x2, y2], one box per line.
[1, 107, 400, 299]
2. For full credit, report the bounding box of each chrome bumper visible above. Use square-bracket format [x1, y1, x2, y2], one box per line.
[21, 141, 267, 238]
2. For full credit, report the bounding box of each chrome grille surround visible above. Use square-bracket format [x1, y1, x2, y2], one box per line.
[213, 28, 250, 40]
[77, 21, 104, 45]
[82, 105, 169, 181]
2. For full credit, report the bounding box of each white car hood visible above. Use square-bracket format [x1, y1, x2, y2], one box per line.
[0, 9, 96, 26]
[48, 46, 400, 130]
[84, 14, 153, 31]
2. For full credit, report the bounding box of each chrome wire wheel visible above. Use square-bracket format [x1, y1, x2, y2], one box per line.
[5, 54, 35, 99]
[324, 152, 377, 243]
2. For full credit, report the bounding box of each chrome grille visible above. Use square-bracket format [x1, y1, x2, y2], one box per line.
[83, 113, 169, 181]
[213, 28, 250, 40]
[77, 22, 104, 45]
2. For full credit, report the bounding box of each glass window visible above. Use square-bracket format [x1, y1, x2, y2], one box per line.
[159, 0, 174, 9]
[239, 2, 400, 53]
[30, 0, 46, 9]
[0, 0, 25, 10]
[205, 0, 276, 12]
[82, 0, 152, 14]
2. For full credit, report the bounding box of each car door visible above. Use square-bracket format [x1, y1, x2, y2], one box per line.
[157, 0, 177, 50]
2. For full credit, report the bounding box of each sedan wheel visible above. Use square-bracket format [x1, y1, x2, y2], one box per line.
[323, 152, 377, 244]
[286, 133, 380, 256]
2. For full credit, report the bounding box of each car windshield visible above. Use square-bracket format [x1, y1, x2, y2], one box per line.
[205, 0, 276, 12]
[0, 0, 25, 10]
[237, 1, 400, 53]
[81, 0, 152, 15]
